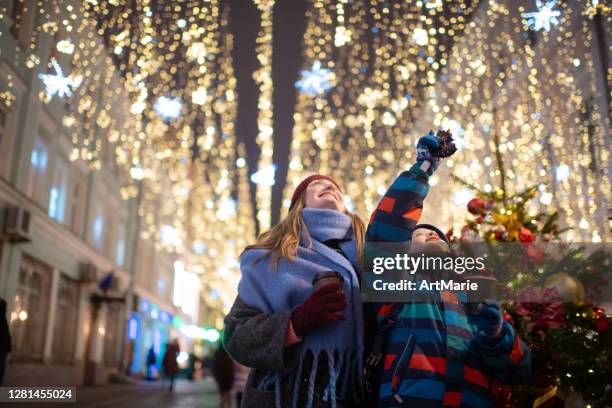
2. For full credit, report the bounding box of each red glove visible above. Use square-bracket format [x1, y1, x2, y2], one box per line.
[291, 284, 347, 336]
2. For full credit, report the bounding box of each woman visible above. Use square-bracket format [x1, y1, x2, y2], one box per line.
[224, 175, 365, 408]
[213, 344, 234, 408]
[162, 339, 180, 391]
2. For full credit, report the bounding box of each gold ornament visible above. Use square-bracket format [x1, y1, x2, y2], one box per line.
[544, 273, 585, 301]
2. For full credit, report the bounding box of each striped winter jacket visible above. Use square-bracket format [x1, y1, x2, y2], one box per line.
[364, 162, 531, 407]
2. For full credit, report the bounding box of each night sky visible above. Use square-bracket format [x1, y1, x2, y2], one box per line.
[229, 0, 308, 232]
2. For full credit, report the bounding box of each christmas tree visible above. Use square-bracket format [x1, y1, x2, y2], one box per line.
[451, 131, 611, 406]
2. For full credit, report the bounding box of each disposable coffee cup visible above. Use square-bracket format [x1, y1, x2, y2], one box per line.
[312, 271, 344, 293]
[464, 276, 497, 314]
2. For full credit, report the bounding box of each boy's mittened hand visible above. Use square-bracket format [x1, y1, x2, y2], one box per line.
[416, 129, 458, 163]
[472, 300, 503, 338]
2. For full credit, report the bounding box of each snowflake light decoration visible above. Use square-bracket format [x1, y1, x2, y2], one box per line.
[153, 96, 182, 120]
[522, 0, 561, 32]
[295, 61, 334, 96]
[38, 58, 82, 98]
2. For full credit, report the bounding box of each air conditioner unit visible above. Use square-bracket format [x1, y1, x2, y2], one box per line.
[80, 263, 99, 283]
[2, 206, 32, 243]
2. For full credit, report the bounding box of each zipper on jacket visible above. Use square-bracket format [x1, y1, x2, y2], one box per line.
[391, 333, 416, 396]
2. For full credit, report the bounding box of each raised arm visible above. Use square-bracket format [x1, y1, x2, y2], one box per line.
[365, 130, 456, 243]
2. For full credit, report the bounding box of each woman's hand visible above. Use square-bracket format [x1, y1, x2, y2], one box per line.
[291, 283, 347, 336]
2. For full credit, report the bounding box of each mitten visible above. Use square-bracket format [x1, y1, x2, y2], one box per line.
[416, 129, 458, 174]
[471, 300, 503, 338]
[291, 284, 347, 336]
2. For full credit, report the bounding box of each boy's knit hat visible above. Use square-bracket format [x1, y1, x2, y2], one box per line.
[290, 175, 341, 209]
[414, 224, 450, 244]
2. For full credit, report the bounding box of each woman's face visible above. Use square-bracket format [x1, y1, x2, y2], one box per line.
[304, 179, 345, 212]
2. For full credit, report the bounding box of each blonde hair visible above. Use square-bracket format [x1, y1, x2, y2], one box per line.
[244, 195, 365, 268]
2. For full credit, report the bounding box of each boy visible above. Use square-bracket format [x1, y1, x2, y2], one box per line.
[364, 131, 531, 407]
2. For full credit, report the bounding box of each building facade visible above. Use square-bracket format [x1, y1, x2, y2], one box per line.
[0, 0, 197, 386]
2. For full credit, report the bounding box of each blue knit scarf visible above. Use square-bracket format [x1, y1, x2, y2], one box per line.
[238, 208, 364, 408]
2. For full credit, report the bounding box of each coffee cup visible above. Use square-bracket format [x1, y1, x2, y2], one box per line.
[312, 271, 344, 293]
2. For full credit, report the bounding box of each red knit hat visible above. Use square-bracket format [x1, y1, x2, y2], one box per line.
[289, 174, 341, 209]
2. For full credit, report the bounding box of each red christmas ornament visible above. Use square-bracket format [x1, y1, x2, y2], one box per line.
[519, 227, 536, 243]
[467, 198, 488, 215]
[594, 316, 609, 334]
[474, 215, 484, 224]
[494, 230, 505, 240]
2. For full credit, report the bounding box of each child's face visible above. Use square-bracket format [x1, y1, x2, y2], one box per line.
[304, 179, 345, 212]
[410, 227, 450, 253]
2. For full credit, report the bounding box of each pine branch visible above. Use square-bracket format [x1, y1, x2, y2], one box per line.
[451, 174, 490, 198]
[492, 108, 508, 203]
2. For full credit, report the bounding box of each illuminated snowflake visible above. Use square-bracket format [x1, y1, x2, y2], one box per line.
[522, 0, 561, 32]
[295, 61, 334, 96]
[153, 96, 182, 120]
[38, 58, 82, 98]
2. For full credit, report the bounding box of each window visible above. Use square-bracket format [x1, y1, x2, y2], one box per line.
[10, 0, 37, 48]
[27, 135, 49, 206]
[115, 223, 126, 267]
[90, 202, 104, 250]
[69, 176, 85, 235]
[10, 255, 52, 362]
[49, 157, 68, 223]
[51, 274, 79, 364]
[0, 109, 6, 152]
[0, 108, 9, 178]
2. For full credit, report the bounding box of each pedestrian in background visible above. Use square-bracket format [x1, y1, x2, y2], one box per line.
[146, 346, 156, 380]
[232, 360, 250, 408]
[187, 352, 197, 381]
[224, 175, 366, 407]
[0, 299, 11, 386]
[213, 343, 234, 408]
[162, 339, 180, 391]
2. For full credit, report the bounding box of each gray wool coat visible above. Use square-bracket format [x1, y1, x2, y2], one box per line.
[224, 297, 359, 408]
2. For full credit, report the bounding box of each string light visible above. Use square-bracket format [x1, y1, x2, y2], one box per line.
[252, 0, 276, 230]
[285, 0, 609, 243]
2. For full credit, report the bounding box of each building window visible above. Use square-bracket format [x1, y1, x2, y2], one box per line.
[0, 108, 6, 153]
[27, 135, 49, 206]
[90, 202, 104, 250]
[0, 108, 9, 178]
[69, 176, 85, 236]
[52, 274, 79, 364]
[10, 255, 52, 362]
[115, 223, 126, 267]
[49, 157, 68, 223]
